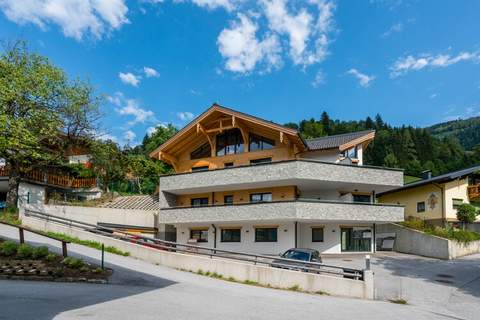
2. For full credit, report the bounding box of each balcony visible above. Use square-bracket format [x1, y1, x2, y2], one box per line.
[159, 159, 404, 195]
[468, 184, 480, 201]
[0, 167, 96, 189]
[158, 198, 404, 224]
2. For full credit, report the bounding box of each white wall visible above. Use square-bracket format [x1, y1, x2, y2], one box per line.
[18, 182, 45, 207]
[300, 149, 339, 162]
[174, 221, 374, 255]
[68, 154, 91, 164]
[23, 204, 156, 229]
[176, 222, 296, 255]
[444, 178, 471, 220]
[297, 223, 374, 254]
[21, 214, 374, 299]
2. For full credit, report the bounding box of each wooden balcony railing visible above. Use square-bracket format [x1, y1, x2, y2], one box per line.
[21, 169, 96, 189]
[468, 184, 480, 200]
[0, 167, 9, 177]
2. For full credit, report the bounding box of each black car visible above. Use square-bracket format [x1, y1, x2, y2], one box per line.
[271, 248, 322, 271]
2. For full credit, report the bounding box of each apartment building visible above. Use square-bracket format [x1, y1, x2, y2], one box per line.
[150, 104, 404, 255]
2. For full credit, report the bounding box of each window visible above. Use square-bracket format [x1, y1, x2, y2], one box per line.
[342, 146, 358, 159]
[191, 198, 209, 207]
[452, 198, 464, 209]
[190, 229, 208, 242]
[250, 193, 272, 203]
[255, 227, 277, 242]
[224, 162, 234, 168]
[249, 134, 275, 152]
[250, 157, 272, 165]
[190, 143, 211, 160]
[353, 194, 371, 203]
[216, 128, 244, 156]
[417, 201, 425, 213]
[312, 227, 324, 242]
[221, 228, 241, 242]
[224, 195, 234, 205]
[191, 166, 209, 172]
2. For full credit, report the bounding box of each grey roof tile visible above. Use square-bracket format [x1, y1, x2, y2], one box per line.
[305, 130, 375, 150]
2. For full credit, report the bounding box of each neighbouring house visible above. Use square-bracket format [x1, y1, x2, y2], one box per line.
[377, 166, 480, 227]
[150, 104, 404, 255]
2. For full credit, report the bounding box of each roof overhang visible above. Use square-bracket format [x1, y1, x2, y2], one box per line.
[149, 103, 307, 162]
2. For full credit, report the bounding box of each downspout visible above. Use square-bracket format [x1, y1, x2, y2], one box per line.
[433, 183, 445, 227]
[294, 221, 298, 248]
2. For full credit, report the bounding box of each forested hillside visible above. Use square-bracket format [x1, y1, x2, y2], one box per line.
[428, 117, 480, 151]
[285, 112, 480, 177]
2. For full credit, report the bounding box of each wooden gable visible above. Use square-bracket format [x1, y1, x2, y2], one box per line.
[149, 103, 306, 170]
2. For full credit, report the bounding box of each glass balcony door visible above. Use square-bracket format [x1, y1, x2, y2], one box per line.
[341, 227, 372, 252]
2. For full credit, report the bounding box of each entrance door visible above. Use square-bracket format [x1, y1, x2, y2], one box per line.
[341, 227, 371, 252]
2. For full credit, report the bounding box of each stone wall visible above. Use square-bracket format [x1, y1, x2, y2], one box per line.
[377, 223, 480, 260]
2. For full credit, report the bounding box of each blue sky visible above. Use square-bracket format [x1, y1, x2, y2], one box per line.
[0, 0, 479, 146]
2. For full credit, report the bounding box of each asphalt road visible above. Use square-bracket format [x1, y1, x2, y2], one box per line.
[1, 224, 479, 320]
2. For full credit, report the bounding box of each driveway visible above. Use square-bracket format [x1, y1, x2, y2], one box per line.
[324, 252, 480, 320]
[1, 224, 479, 320]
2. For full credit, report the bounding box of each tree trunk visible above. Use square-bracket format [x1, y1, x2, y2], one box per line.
[6, 168, 21, 208]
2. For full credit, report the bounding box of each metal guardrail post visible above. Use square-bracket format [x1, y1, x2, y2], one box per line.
[101, 243, 105, 270]
[62, 242, 68, 257]
[19, 228, 25, 244]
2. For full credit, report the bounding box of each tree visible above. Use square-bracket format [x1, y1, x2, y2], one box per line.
[0, 42, 100, 207]
[90, 140, 125, 193]
[456, 204, 478, 230]
[142, 124, 177, 156]
[320, 111, 331, 135]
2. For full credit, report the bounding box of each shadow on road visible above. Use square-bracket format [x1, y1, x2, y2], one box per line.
[0, 234, 177, 320]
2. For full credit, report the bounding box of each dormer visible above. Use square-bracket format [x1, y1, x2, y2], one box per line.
[300, 130, 375, 165]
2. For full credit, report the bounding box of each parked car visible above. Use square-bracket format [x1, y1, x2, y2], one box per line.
[0, 201, 6, 210]
[270, 248, 322, 271]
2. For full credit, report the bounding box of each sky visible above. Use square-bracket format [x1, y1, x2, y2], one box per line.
[0, 0, 479, 146]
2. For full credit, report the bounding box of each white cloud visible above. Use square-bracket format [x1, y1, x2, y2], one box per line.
[311, 69, 325, 87]
[381, 22, 403, 38]
[262, 0, 335, 66]
[112, 93, 156, 125]
[176, 111, 195, 121]
[146, 126, 157, 136]
[429, 93, 437, 99]
[143, 66, 159, 78]
[390, 51, 480, 78]
[119, 72, 141, 86]
[123, 130, 136, 141]
[217, 13, 281, 73]
[347, 68, 375, 87]
[97, 132, 118, 142]
[189, 0, 236, 11]
[0, 0, 129, 40]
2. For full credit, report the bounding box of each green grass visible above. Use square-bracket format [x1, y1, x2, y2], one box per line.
[0, 208, 21, 225]
[399, 219, 480, 243]
[404, 175, 421, 184]
[44, 231, 130, 256]
[389, 298, 408, 305]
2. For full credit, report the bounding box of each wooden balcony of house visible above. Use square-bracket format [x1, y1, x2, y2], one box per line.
[468, 184, 480, 201]
[0, 167, 96, 189]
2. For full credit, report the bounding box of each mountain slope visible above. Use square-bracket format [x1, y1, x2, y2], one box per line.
[428, 117, 480, 151]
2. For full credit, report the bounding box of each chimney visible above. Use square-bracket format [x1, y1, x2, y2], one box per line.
[421, 170, 432, 180]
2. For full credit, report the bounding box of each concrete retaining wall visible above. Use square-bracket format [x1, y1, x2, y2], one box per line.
[20, 213, 374, 300]
[377, 223, 480, 260]
[23, 204, 155, 229]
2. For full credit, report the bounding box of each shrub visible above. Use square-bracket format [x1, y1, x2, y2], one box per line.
[62, 257, 84, 269]
[80, 266, 90, 273]
[17, 244, 34, 259]
[0, 241, 19, 256]
[45, 253, 57, 262]
[32, 246, 49, 259]
[457, 204, 478, 226]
